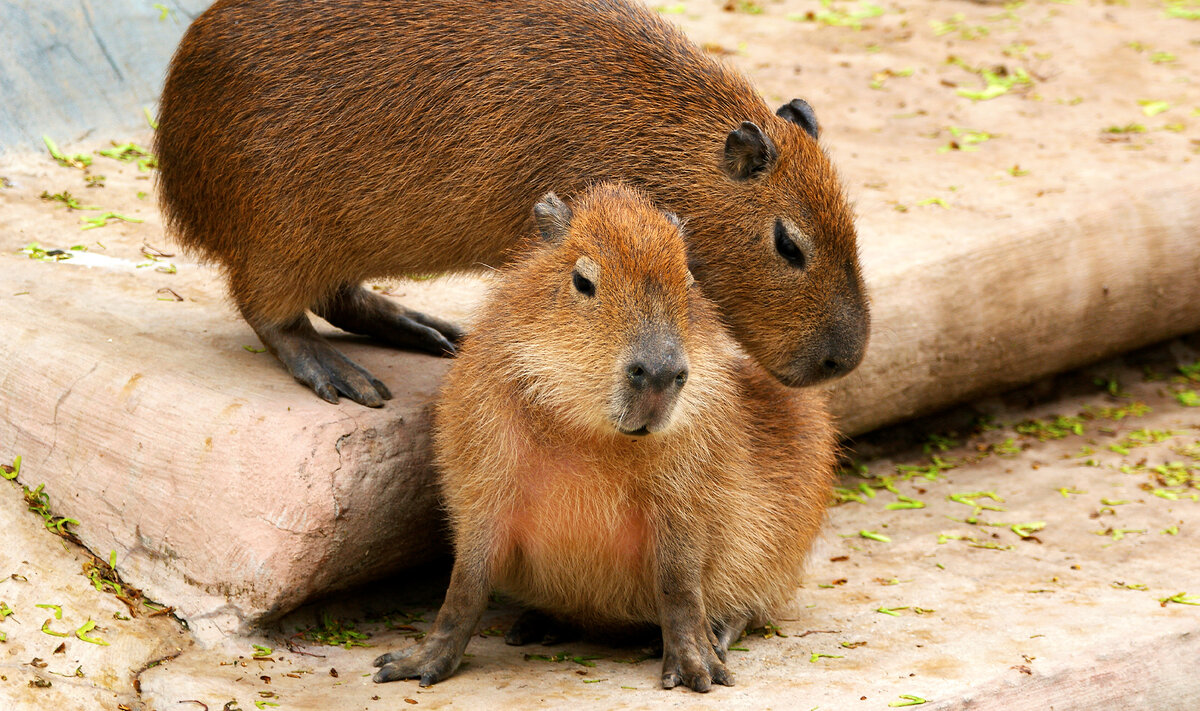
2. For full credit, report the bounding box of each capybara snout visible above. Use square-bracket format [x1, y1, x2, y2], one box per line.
[787, 287, 870, 387]
[616, 329, 689, 435]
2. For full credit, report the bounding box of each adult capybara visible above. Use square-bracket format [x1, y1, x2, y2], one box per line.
[156, 0, 869, 407]
[371, 183, 837, 691]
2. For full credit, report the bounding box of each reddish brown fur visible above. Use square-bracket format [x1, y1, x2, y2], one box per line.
[156, 0, 868, 397]
[382, 183, 836, 688]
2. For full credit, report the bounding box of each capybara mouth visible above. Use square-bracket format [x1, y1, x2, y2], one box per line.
[620, 426, 652, 437]
[770, 365, 822, 388]
[772, 354, 861, 388]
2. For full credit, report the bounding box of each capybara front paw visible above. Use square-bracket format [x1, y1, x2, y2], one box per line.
[371, 640, 462, 685]
[661, 635, 735, 692]
[285, 338, 393, 407]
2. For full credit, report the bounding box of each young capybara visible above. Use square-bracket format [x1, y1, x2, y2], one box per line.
[370, 183, 837, 692]
[155, 0, 869, 407]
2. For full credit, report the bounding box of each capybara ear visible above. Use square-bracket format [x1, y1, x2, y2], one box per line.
[722, 121, 777, 181]
[776, 98, 819, 140]
[533, 192, 573, 243]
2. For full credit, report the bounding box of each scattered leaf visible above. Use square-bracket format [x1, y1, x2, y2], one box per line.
[1010, 522, 1046, 539]
[886, 495, 926, 510]
[36, 604, 62, 620]
[76, 620, 109, 646]
[39, 191, 100, 211]
[788, 0, 884, 30]
[1159, 592, 1200, 606]
[42, 136, 92, 169]
[1, 455, 19, 481]
[1139, 100, 1170, 116]
[1173, 390, 1200, 407]
[80, 213, 144, 230]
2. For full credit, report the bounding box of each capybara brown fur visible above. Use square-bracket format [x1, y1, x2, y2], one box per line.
[155, 0, 869, 407]
[371, 183, 836, 691]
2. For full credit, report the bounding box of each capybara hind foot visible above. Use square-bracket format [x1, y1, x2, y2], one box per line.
[712, 613, 752, 661]
[315, 284, 462, 357]
[504, 609, 581, 646]
[256, 315, 393, 407]
[661, 627, 735, 693]
[372, 636, 463, 686]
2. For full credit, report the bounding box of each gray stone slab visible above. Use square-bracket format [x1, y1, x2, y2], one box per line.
[0, 0, 210, 156]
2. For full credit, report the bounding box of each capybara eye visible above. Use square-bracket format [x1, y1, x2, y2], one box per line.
[572, 270, 596, 297]
[774, 219, 805, 269]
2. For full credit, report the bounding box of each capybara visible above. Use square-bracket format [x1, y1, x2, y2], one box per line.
[371, 183, 836, 691]
[155, 0, 869, 407]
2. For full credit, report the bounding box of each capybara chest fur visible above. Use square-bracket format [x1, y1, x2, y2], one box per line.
[369, 183, 836, 690]
[475, 396, 833, 631]
[157, 0, 869, 407]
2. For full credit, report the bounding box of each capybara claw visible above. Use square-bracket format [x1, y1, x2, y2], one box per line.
[283, 339, 391, 407]
[372, 662, 408, 683]
[661, 633, 733, 692]
[373, 651, 395, 667]
[373, 659, 440, 684]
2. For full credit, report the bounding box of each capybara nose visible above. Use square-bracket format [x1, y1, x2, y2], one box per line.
[819, 356, 852, 380]
[802, 326, 867, 385]
[626, 356, 688, 393]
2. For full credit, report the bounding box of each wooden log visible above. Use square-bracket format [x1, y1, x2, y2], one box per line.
[829, 173, 1200, 435]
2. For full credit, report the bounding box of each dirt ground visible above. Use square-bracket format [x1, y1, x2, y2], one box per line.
[2, 0, 1200, 708]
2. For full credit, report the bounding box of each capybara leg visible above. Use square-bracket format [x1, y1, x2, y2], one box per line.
[711, 612, 752, 662]
[253, 314, 393, 407]
[654, 539, 734, 692]
[504, 609, 581, 646]
[315, 284, 463, 357]
[373, 540, 491, 686]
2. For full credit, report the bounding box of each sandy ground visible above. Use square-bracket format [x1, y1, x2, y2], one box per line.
[3, 333, 1198, 709]
[2, 0, 1200, 708]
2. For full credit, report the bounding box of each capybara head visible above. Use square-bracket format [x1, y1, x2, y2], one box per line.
[497, 184, 711, 437]
[687, 99, 869, 388]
